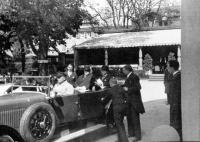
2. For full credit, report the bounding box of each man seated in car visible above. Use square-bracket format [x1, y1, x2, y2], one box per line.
[75, 66, 93, 93]
[50, 72, 74, 97]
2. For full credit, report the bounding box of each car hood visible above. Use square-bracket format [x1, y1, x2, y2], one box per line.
[0, 92, 48, 107]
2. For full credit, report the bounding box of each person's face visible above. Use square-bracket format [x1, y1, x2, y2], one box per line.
[84, 70, 90, 76]
[101, 70, 106, 76]
[67, 64, 73, 71]
[57, 76, 65, 83]
[110, 82, 116, 87]
[122, 68, 129, 75]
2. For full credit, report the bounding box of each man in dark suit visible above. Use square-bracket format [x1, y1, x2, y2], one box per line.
[122, 65, 145, 141]
[106, 78, 129, 142]
[167, 60, 182, 140]
[164, 64, 173, 105]
[75, 66, 93, 90]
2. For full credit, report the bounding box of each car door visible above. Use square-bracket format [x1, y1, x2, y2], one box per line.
[52, 95, 79, 123]
[78, 89, 108, 119]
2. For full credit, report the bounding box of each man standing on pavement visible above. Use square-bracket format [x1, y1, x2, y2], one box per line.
[122, 65, 145, 141]
[167, 60, 182, 141]
[106, 78, 129, 142]
[164, 62, 173, 105]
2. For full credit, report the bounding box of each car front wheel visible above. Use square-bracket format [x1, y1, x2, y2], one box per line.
[20, 102, 56, 142]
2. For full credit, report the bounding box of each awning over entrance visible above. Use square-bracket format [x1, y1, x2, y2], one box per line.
[75, 29, 181, 49]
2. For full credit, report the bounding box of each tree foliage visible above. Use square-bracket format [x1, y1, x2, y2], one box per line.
[0, 13, 17, 66]
[0, 0, 87, 75]
[86, 0, 164, 30]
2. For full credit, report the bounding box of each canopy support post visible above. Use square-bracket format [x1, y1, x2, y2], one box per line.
[138, 48, 143, 70]
[104, 48, 108, 66]
[74, 49, 79, 71]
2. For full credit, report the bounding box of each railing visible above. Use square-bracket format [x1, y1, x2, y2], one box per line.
[0, 76, 11, 84]
[78, 64, 139, 69]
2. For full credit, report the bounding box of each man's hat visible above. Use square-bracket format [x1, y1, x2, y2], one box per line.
[84, 66, 91, 72]
[123, 65, 133, 72]
[56, 72, 66, 78]
[101, 65, 109, 72]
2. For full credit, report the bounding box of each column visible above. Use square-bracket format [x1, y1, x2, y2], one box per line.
[74, 49, 79, 71]
[177, 45, 181, 69]
[104, 48, 108, 66]
[138, 48, 143, 70]
[182, 0, 200, 140]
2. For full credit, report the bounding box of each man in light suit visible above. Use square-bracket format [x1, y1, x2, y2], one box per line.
[122, 65, 145, 141]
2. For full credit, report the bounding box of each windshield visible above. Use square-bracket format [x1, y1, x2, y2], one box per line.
[12, 76, 51, 95]
[0, 76, 51, 96]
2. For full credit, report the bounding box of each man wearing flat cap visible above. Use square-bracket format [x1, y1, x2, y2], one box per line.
[122, 65, 145, 141]
[50, 72, 74, 97]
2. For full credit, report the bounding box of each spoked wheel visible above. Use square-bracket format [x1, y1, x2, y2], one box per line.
[20, 102, 56, 142]
[29, 109, 53, 139]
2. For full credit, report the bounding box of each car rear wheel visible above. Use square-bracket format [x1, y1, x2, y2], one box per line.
[20, 102, 56, 142]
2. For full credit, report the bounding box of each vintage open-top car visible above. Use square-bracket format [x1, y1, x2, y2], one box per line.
[0, 76, 109, 142]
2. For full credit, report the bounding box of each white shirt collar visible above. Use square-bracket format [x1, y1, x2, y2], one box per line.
[173, 70, 179, 76]
[127, 72, 132, 78]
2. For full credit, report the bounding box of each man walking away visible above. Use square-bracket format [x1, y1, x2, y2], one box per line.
[122, 65, 145, 141]
[167, 60, 182, 141]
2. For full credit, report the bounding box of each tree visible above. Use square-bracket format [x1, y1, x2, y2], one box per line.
[7, 0, 86, 75]
[0, 13, 17, 67]
[143, 53, 153, 71]
[85, 0, 164, 30]
[84, 1, 111, 29]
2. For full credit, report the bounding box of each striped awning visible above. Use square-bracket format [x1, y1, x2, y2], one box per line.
[75, 29, 181, 49]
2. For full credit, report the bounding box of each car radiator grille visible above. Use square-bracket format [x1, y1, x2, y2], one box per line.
[0, 108, 25, 128]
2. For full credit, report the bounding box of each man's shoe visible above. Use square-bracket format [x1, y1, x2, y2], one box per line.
[128, 134, 135, 138]
[132, 137, 141, 142]
[128, 136, 136, 141]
